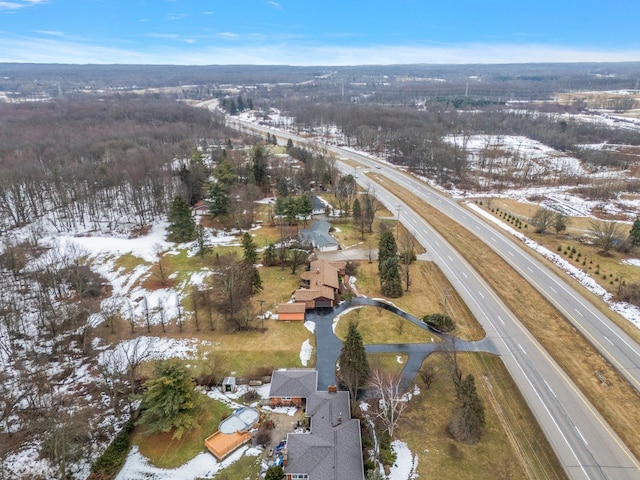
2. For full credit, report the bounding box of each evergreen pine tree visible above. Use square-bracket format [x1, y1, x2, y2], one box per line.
[167, 196, 197, 242]
[241, 232, 262, 293]
[352, 198, 364, 240]
[252, 145, 269, 190]
[448, 374, 485, 444]
[380, 255, 403, 298]
[338, 321, 370, 402]
[630, 217, 640, 247]
[241, 232, 258, 264]
[138, 359, 201, 439]
[263, 243, 277, 266]
[378, 230, 397, 272]
[207, 181, 228, 217]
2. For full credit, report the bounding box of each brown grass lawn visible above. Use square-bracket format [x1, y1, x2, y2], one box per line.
[349, 260, 485, 341]
[335, 306, 440, 344]
[383, 180, 640, 463]
[132, 394, 232, 468]
[369, 352, 409, 375]
[402, 353, 567, 479]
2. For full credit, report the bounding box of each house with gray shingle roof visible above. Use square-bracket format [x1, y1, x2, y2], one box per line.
[269, 369, 318, 408]
[268, 369, 365, 480]
[299, 220, 339, 252]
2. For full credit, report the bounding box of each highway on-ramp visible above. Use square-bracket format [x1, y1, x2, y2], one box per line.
[227, 117, 640, 479]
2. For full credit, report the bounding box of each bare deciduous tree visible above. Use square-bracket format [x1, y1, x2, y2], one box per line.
[366, 368, 411, 438]
[589, 220, 624, 255]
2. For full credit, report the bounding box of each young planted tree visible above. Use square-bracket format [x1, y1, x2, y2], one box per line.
[338, 321, 370, 403]
[137, 359, 201, 440]
[167, 195, 196, 242]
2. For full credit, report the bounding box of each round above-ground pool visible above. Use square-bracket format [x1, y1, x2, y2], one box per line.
[219, 407, 260, 434]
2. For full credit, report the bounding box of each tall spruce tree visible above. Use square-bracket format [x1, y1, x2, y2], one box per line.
[378, 229, 403, 298]
[167, 196, 197, 242]
[380, 255, 403, 298]
[448, 374, 485, 444]
[241, 232, 262, 293]
[138, 359, 201, 439]
[338, 321, 369, 402]
[352, 198, 365, 240]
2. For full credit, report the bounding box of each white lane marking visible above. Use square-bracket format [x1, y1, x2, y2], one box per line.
[604, 336, 614, 346]
[574, 309, 584, 318]
[544, 380, 557, 398]
[575, 427, 588, 446]
[478, 291, 485, 299]
[497, 316, 505, 325]
[462, 272, 468, 279]
[518, 343, 527, 355]
[508, 251, 514, 257]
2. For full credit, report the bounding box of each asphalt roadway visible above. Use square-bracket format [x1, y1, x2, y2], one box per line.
[228, 118, 640, 479]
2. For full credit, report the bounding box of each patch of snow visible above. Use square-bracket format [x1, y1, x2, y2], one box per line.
[396, 355, 404, 364]
[388, 440, 419, 480]
[115, 444, 256, 480]
[622, 259, 640, 267]
[303, 321, 315, 333]
[467, 202, 640, 330]
[300, 339, 313, 366]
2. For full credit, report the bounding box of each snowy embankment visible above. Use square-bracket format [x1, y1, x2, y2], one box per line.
[467, 202, 640, 329]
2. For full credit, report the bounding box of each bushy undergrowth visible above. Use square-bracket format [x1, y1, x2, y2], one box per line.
[422, 313, 455, 332]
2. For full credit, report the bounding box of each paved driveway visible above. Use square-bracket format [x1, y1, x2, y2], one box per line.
[309, 298, 498, 391]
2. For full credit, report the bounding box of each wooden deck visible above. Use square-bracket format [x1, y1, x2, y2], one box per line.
[204, 431, 252, 460]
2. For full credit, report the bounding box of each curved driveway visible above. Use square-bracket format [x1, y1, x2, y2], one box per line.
[309, 297, 498, 392]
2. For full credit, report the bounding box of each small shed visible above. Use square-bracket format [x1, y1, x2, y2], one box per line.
[222, 377, 237, 393]
[277, 303, 306, 321]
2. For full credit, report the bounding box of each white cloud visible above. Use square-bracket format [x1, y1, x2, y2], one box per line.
[0, 36, 639, 65]
[0, 0, 45, 10]
[266, 1, 281, 9]
[34, 29, 64, 37]
[217, 32, 239, 39]
[166, 13, 187, 21]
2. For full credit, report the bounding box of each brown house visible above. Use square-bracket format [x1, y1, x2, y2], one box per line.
[277, 260, 346, 316]
[295, 260, 345, 309]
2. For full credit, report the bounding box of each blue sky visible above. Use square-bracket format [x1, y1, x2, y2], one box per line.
[1, 0, 640, 65]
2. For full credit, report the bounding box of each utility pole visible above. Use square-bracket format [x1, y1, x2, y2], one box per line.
[442, 287, 452, 317]
[396, 204, 402, 239]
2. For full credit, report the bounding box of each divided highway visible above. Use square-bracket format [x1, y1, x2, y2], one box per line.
[227, 118, 640, 478]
